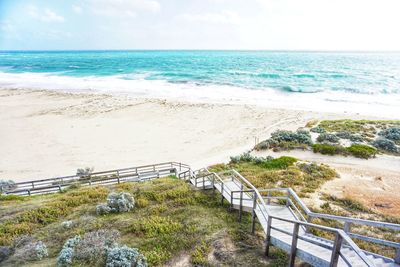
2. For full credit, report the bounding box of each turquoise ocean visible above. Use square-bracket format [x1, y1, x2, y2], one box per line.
[0, 50, 399, 117]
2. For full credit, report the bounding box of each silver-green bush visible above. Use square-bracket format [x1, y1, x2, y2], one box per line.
[74, 230, 120, 264]
[106, 245, 147, 267]
[57, 235, 81, 267]
[13, 237, 48, 261]
[0, 180, 16, 194]
[97, 192, 135, 215]
[372, 138, 398, 153]
[379, 127, 400, 141]
[317, 133, 340, 143]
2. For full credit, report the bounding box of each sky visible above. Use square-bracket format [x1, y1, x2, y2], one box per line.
[1, 0, 400, 51]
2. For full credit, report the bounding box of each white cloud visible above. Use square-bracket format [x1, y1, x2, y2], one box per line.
[28, 5, 65, 23]
[72, 5, 83, 14]
[86, 0, 160, 18]
[177, 11, 241, 25]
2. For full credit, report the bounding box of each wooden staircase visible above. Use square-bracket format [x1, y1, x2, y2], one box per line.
[182, 168, 400, 267]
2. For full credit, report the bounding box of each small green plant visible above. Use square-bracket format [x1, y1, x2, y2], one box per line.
[129, 216, 183, 237]
[191, 241, 210, 265]
[136, 198, 149, 208]
[346, 144, 377, 159]
[312, 144, 347, 155]
[262, 156, 297, 169]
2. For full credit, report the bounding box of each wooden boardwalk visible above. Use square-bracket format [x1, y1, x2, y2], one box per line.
[188, 169, 400, 267]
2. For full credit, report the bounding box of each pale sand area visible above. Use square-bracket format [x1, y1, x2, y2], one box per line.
[253, 149, 400, 216]
[1, 88, 399, 216]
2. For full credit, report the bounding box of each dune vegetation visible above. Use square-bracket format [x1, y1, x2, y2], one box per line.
[254, 119, 400, 157]
[0, 177, 293, 267]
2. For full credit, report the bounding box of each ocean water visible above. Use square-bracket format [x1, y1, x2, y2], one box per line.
[0, 50, 399, 117]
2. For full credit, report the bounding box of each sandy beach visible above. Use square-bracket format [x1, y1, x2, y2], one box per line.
[1, 88, 400, 215]
[0, 88, 369, 180]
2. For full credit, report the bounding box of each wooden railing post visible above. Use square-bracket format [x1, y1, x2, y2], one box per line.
[202, 176, 205, 190]
[267, 191, 271, 205]
[230, 192, 233, 211]
[289, 223, 300, 267]
[251, 192, 257, 234]
[117, 170, 120, 183]
[343, 221, 351, 233]
[395, 248, 400, 264]
[330, 232, 343, 267]
[265, 216, 272, 257]
[31, 181, 35, 189]
[239, 187, 243, 222]
[221, 183, 225, 205]
[212, 175, 215, 193]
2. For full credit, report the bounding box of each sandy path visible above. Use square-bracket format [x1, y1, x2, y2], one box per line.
[253, 149, 400, 216]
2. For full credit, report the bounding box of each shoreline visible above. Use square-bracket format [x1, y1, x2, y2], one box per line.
[0, 87, 381, 182]
[1, 68, 400, 119]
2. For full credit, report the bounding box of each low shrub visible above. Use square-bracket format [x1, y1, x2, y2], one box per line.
[346, 144, 377, 159]
[76, 167, 94, 177]
[305, 119, 319, 128]
[310, 126, 326, 133]
[0, 246, 13, 262]
[12, 236, 48, 261]
[372, 138, 398, 153]
[129, 216, 183, 237]
[271, 129, 312, 145]
[262, 156, 297, 169]
[57, 235, 81, 267]
[255, 129, 312, 151]
[335, 131, 364, 142]
[312, 144, 347, 156]
[0, 195, 24, 201]
[75, 230, 120, 265]
[378, 127, 400, 141]
[191, 241, 210, 265]
[96, 204, 112, 215]
[316, 133, 340, 143]
[136, 198, 149, 208]
[61, 221, 74, 229]
[0, 180, 16, 194]
[106, 244, 147, 267]
[230, 152, 273, 164]
[96, 192, 135, 215]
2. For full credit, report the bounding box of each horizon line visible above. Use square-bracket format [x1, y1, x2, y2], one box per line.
[1, 49, 400, 53]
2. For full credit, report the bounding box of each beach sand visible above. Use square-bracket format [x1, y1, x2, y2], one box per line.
[1, 88, 399, 216]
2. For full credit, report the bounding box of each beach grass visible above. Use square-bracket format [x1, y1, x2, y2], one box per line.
[0, 177, 290, 266]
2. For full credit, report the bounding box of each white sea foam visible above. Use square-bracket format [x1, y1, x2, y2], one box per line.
[0, 71, 399, 118]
